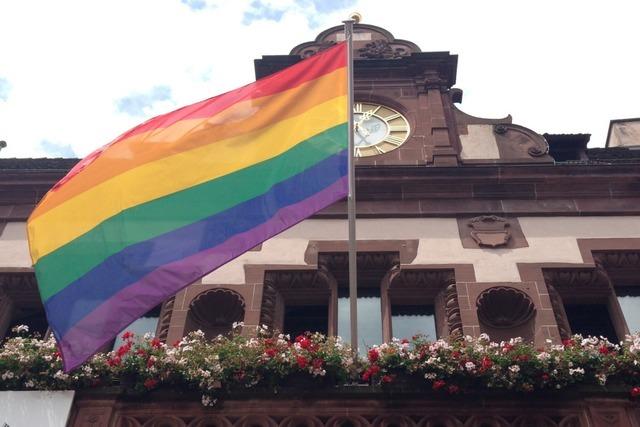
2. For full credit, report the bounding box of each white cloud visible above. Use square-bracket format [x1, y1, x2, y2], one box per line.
[0, 0, 637, 158]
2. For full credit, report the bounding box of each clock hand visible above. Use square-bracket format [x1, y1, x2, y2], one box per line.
[355, 122, 370, 137]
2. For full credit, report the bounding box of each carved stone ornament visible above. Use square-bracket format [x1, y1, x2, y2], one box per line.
[389, 269, 455, 290]
[289, 23, 420, 60]
[476, 287, 536, 329]
[468, 215, 511, 248]
[357, 39, 408, 59]
[492, 123, 550, 158]
[188, 289, 245, 331]
[445, 283, 463, 337]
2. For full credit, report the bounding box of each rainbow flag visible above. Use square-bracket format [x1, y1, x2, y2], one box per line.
[27, 42, 348, 371]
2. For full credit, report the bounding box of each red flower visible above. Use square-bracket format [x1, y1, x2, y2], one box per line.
[106, 356, 121, 367]
[53, 351, 61, 359]
[312, 358, 324, 369]
[599, 345, 610, 355]
[150, 338, 162, 348]
[401, 338, 409, 344]
[481, 356, 493, 371]
[451, 351, 461, 359]
[147, 358, 155, 368]
[562, 339, 574, 347]
[297, 337, 311, 349]
[136, 349, 146, 357]
[264, 348, 277, 358]
[447, 385, 460, 394]
[631, 387, 640, 397]
[296, 356, 308, 369]
[143, 378, 158, 390]
[382, 375, 394, 383]
[116, 343, 132, 357]
[362, 371, 371, 381]
[368, 349, 380, 363]
[515, 354, 529, 362]
[541, 373, 550, 381]
[432, 379, 446, 391]
[172, 340, 182, 348]
[502, 344, 514, 352]
[121, 331, 134, 341]
[369, 365, 381, 375]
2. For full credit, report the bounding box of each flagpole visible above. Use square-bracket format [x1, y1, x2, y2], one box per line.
[343, 18, 358, 354]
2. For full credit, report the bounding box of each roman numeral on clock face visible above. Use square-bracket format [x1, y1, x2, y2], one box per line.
[385, 135, 405, 145]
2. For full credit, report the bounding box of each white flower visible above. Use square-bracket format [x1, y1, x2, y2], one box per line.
[424, 373, 437, 380]
[11, 325, 29, 334]
[509, 365, 520, 374]
[54, 370, 69, 381]
[536, 352, 550, 361]
[465, 362, 476, 372]
[24, 380, 35, 388]
[201, 394, 217, 407]
[569, 367, 585, 376]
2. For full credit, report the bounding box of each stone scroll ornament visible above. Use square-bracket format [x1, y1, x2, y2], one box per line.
[468, 215, 511, 248]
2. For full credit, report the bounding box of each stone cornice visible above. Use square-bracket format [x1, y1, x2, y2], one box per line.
[1, 161, 639, 218]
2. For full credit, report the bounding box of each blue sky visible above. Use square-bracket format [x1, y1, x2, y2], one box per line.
[0, 0, 638, 158]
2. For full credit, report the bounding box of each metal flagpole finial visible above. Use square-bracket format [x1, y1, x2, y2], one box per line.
[348, 12, 362, 23]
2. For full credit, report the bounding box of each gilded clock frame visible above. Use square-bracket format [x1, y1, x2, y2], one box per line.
[353, 101, 411, 157]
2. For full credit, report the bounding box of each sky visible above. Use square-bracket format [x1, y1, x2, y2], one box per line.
[0, 0, 638, 158]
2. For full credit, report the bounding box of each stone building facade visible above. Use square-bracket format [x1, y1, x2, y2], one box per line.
[2, 23, 640, 426]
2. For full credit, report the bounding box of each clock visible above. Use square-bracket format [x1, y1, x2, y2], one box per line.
[353, 102, 410, 157]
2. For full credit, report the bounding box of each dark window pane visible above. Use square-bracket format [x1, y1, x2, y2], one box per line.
[283, 305, 328, 337]
[338, 287, 382, 351]
[391, 305, 436, 341]
[565, 304, 618, 342]
[616, 287, 640, 333]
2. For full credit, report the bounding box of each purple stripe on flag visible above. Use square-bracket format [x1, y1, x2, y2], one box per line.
[57, 176, 348, 371]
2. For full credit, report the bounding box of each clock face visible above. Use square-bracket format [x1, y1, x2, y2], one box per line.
[353, 102, 410, 157]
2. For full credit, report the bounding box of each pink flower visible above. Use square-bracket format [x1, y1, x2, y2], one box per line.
[432, 379, 446, 390]
[382, 375, 394, 383]
[447, 385, 460, 394]
[264, 348, 277, 358]
[312, 358, 324, 369]
[143, 378, 158, 390]
[631, 387, 640, 397]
